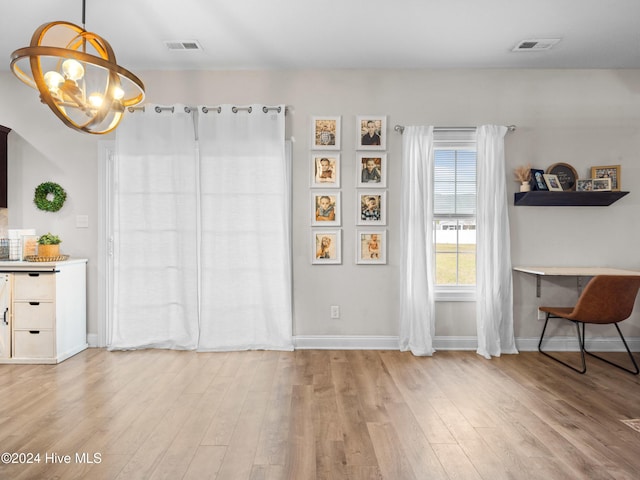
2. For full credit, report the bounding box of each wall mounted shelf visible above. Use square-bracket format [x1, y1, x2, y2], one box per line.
[514, 191, 629, 207]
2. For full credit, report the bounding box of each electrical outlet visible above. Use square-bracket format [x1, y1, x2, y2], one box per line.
[330, 305, 340, 319]
[537, 309, 546, 320]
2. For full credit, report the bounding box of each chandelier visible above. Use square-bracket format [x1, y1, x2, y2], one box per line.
[9, 0, 144, 135]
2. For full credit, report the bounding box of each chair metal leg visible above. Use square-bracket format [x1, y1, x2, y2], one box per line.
[538, 313, 586, 374]
[584, 323, 640, 375]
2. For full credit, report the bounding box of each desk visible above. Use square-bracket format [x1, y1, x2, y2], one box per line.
[513, 266, 640, 297]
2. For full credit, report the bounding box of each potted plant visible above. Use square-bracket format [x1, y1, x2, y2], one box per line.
[37, 232, 62, 258]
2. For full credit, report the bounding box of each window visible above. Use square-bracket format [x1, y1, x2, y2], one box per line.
[433, 130, 476, 300]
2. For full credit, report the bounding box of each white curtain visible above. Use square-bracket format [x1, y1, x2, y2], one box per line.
[475, 125, 518, 358]
[197, 105, 292, 351]
[399, 126, 436, 356]
[108, 104, 292, 351]
[110, 105, 199, 349]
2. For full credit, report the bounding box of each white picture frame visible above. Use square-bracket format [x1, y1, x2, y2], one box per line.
[311, 191, 341, 226]
[592, 177, 612, 191]
[312, 229, 342, 264]
[311, 116, 341, 150]
[543, 173, 563, 191]
[356, 115, 386, 151]
[357, 191, 386, 226]
[311, 153, 340, 188]
[356, 153, 386, 188]
[356, 229, 387, 265]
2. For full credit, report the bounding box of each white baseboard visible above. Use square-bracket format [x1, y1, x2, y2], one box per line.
[87, 334, 640, 352]
[294, 335, 399, 350]
[517, 336, 640, 352]
[293, 336, 479, 350]
[87, 333, 100, 348]
[293, 335, 640, 352]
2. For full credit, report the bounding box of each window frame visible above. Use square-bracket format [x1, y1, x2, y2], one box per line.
[432, 130, 477, 302]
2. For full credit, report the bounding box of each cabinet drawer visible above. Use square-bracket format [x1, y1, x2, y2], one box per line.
[13, 273, 55, 301]
[13, 302, 55, 329]
[13, 330, 54, 358]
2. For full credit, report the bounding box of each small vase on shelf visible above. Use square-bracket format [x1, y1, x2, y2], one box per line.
[520, 182, 531, 192]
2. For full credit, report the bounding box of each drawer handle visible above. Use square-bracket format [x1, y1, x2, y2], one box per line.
[29, 302, 41, 306]
[28, 273, 40, 277]
[29, 330, 40, 335]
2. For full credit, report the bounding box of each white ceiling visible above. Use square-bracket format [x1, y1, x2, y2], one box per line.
[2, 0, 640, 72]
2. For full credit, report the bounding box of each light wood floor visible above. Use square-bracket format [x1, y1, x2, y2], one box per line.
[1, 349, 640, 480]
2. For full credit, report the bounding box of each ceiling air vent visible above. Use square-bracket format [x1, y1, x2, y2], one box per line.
[164, 40, 203, 51]
[512, 38, 561, 52]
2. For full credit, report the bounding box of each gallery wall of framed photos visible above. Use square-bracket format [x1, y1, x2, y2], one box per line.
[310, 115, 389, 265]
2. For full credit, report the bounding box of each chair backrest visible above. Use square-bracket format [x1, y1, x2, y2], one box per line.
[570, 275, 640, 324]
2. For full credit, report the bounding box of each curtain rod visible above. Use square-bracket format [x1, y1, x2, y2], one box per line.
[127, 105, 288, 114]
[393, 124, 516, 134]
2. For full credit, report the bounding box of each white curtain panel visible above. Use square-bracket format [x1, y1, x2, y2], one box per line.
[475, 125, 518, 358]
[110, 106, 200, 349]
[109, 104, 291, 351]
[399, 126, 436, 356]
[196, 105, 292, 351]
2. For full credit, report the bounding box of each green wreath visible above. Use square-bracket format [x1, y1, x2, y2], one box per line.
[34, 182, 67, 212]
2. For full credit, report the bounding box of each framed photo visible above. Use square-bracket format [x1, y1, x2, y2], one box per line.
[530, 169, 548, 191]
[576, 179, 593, 191]
[592, 177, 612, 191]
[356, 115, 386, 150]
[356, 153, 387, 188]
[311, 116, 341, 150]
[357, 191, 386, 226]
[311, 191, 341, 226]
[591, 165, 620, 191]
[311, 153, 340, 188]
[543, 173, 563, 191]
[356, 229, 387, 265]
[312, 230, 341, 264]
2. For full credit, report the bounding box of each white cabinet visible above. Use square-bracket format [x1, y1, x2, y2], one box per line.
[0, 259, 87, 364]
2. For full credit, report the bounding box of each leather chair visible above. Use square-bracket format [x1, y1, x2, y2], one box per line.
[538, 275, 640, 374]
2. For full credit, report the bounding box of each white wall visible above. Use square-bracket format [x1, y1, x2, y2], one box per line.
[2, 68, 640, 348]
[0, 75, 100, 340]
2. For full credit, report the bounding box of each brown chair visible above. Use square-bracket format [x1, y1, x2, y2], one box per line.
[538, 275, 640, 374]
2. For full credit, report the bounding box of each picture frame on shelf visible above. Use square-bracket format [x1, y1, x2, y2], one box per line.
[530, 169, 548, 191]
[311, 116, 341, 150]
[312, 229, 342, 264]
[592, 177, 612, 191]
[543, 173, 563, 191]
[356, 229, 387, 265]
[357, 191, 386, 226]
[311, 153, 340, 188]
[311, 191, 341, 226]
[356, 115, 386, 150]
[591, 165, 620, 191]
[576, 179, 593, 191]
[356, 153, 386, 188]
[546, 162, 577, 191]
